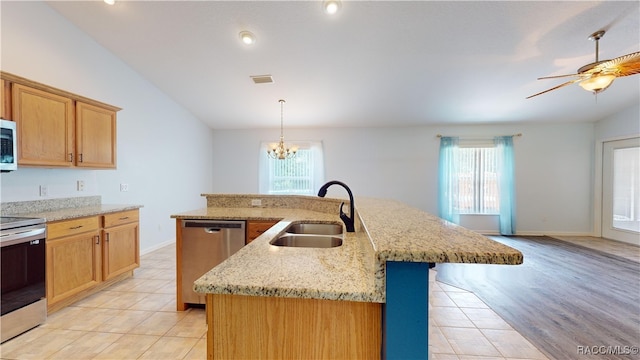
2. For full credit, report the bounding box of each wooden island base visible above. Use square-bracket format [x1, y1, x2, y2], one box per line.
[207, 294, 382, 360]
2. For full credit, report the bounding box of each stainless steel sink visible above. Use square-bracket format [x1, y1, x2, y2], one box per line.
[269, 223, 344, 248]
[270, 234, 343, 248]
[284, 223, 343, 235]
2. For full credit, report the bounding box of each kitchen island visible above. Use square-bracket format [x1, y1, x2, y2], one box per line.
[172, 194, 523, 360]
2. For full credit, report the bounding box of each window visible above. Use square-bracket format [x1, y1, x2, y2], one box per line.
[439, 136, 516, 235]
[259, 141, 324, 195]
[457, 146, 499, 214]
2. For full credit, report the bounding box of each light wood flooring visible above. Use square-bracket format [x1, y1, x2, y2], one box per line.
[437, 235, 640, 360]
[1, 241, 560, 359]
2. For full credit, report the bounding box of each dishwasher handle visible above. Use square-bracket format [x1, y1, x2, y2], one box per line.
[182, 220, 245, 230]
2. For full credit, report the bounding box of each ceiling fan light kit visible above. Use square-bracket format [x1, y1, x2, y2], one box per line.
[527, 30, 640, 99]
[578, 74, 615, 93]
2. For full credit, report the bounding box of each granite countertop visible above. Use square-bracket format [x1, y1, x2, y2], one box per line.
[173, 194, 523, 303]
[1, 196, 143, 222]
[14, 204, 143, 222]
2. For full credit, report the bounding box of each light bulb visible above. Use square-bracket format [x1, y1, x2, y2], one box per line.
[104, 0, 115, 5]
[239, 31, 256, 45]
[323, 0, 341, 14]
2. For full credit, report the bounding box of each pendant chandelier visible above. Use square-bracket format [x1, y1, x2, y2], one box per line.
[267, 99, 297, 160]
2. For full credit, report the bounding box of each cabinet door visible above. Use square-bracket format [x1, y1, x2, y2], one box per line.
[1, 79, 11, 120]
[76, 102, 117, 168]
[103, 222, 140, 281]
[46, 231, 101, 306]
[246, 220, 279, 244]
[12, 83, 74, 167]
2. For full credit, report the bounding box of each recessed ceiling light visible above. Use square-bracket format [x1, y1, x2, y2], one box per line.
[239, 31, 256, 45]
[104, 0, 115, 5]
[323, 0, 341, 15]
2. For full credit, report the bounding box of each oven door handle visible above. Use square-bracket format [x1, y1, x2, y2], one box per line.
[0, 227, 46, 247]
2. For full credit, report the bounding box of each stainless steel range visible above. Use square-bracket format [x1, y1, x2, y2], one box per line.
[0, 216, 47, 343]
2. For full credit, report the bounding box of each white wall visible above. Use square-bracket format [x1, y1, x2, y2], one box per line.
[595, 104, 640, 140]
[0, 2, 214, 253]
[3, 2, 633, 240]
[592, 104, 640, 239]
[212, 121, 596, 235]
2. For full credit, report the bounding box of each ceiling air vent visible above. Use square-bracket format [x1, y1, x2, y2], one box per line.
[250, 75, 274, 84]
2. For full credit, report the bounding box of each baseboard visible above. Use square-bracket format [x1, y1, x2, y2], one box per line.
[477, 231, 501, 235]
[514, 231, 594, 237]
[141, 238, 176, 256]
[479, 231, 595, 237]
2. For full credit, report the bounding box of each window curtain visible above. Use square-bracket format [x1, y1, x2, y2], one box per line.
[494, 136, 515, 235]
[438, 136, 460, 224]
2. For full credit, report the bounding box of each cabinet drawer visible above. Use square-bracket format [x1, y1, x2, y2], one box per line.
[48, 216, 100, 240]
[246, 220, 279, 243]
[103, 210, 139, 228]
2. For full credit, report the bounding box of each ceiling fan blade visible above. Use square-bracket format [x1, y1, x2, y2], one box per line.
[537, 73, 580, 80]
[526, 79, 582, 99]
[595, 51, 640, 77]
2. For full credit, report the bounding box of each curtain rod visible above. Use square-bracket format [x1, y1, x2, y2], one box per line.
[436, 133, 522, 138]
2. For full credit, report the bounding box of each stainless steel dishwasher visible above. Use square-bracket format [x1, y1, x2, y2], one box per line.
[181, 219, 245, 305]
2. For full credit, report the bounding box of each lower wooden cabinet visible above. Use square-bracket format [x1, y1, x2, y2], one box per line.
[46, 210, 140, 312]
[46, 216, 101, 309]
[208, 294, 381, 359]
[102, 210, 140, 281]
[246, 220, 279, 244]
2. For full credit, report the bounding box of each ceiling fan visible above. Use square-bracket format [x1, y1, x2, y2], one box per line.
[527, 30, 640, 99]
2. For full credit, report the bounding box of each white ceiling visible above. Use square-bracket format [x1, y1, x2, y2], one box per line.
[46, 1, 639, 130]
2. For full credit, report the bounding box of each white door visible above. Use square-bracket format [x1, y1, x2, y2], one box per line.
[602, 137, 640, 245]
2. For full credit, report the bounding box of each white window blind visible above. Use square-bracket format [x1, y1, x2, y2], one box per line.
[457, 146, 499, 214]
[258, 141, 324, 195]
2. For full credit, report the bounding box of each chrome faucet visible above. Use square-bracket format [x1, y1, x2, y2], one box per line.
[317, 180, 355, 232]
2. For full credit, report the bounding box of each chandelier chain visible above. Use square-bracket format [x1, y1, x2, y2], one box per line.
[267, 99, 297, 160]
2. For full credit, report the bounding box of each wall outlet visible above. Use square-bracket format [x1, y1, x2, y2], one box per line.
[251, 199, 262, 206]
[120, 183, 129, 192]
[39, 185, 48, 197]
[77, 180, 85, 191]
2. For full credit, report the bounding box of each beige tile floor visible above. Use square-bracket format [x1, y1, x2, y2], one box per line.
[1, 236, 632, 359]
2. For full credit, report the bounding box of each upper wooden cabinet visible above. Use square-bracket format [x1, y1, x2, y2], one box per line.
[76, 102, 117, 168]
[12, 84, 75, 167]
[1, 71, 120, 169]
[1, 79, 11, 120]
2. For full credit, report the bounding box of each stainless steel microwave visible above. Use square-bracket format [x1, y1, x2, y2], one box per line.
[0, 119, 17, 172]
